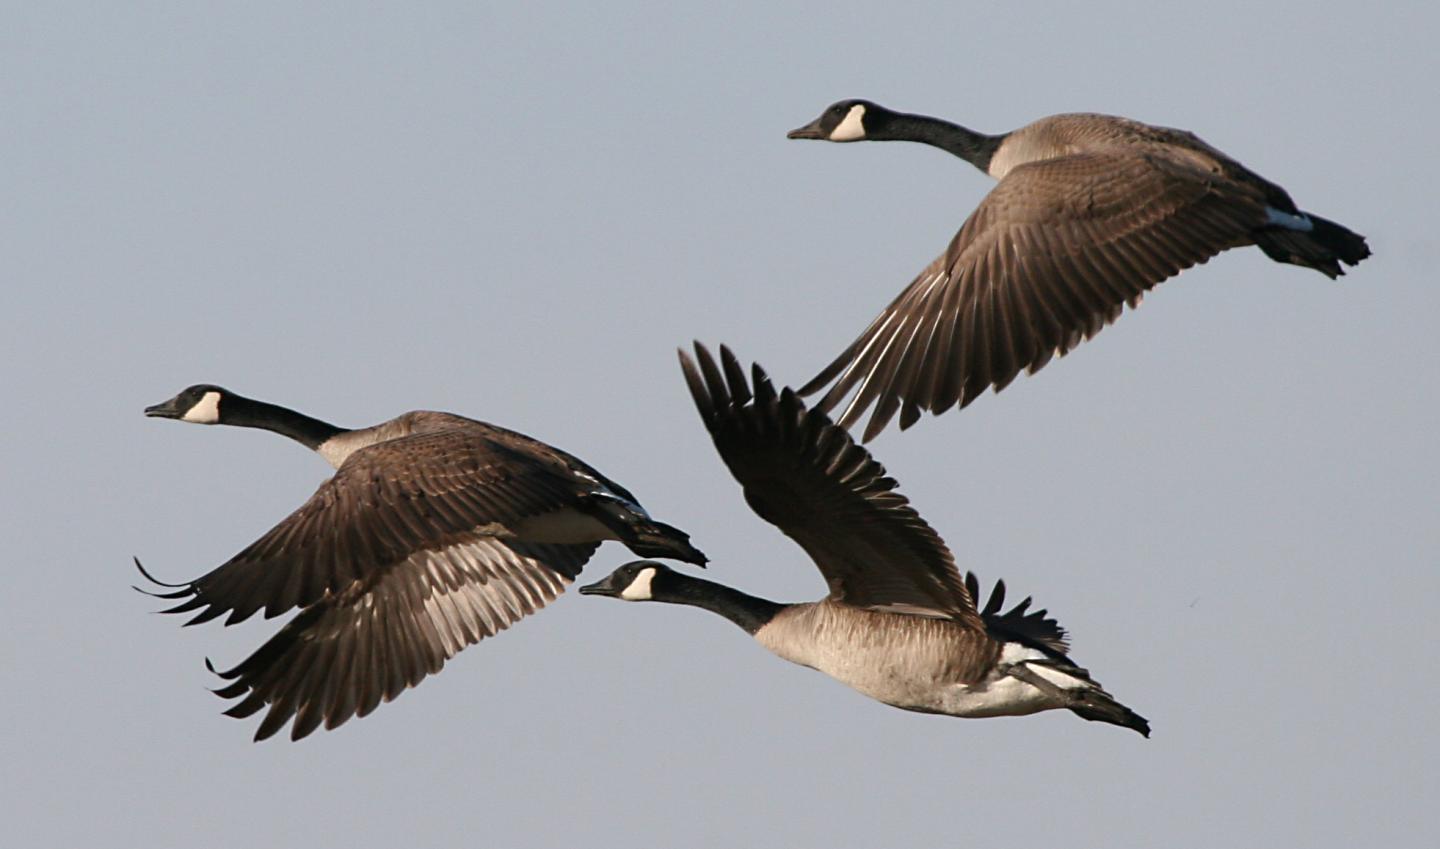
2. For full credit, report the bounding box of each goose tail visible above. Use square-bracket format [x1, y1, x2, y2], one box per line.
[622, 520, 708, 567]
[1067, 688, 1151, 738]
[1254, 210, 1370, 278]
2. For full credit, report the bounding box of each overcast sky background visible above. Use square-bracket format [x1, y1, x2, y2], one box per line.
[4, 3, 1435, 847]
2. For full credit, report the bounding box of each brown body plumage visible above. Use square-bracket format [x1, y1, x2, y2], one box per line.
[789, 102, 1371, 440]
[139, 385, 704, 740]
[582, 345, 1149, 736]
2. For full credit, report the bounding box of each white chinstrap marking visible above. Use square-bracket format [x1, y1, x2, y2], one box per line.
[830, 104, 867, 141]
[181, 391, 222, 424]
[619, 566, 657, 601]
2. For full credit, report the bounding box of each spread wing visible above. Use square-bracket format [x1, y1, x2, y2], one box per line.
[208, 539, 595, 741]
[135, 426, 618, 740]
[802, 151, 1269, 440]
[141, 427, 597, 626]
[682, 343, 982, 626]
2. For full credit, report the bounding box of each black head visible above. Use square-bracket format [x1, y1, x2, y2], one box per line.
[578, 560, 677, 601]
[144, 384, 232, 424]
[787, 99, 890, 142]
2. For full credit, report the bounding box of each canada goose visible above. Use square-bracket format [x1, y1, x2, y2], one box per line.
[581, 345, 1149, 736]
[787, 100, 1371, 441]
[137, 384, 705, 741]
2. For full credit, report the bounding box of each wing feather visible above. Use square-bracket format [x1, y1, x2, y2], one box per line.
[805, 151, 1268, 439]
[209, 538, 595, 741]
[683, 343, 982, 626]
[146, 427, 610, 626]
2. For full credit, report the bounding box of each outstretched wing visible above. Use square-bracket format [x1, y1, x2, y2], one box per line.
[209, 539, 595, 741]
[135, 425, 634, 740]
[803, 151, 1269, 440]
[141, 427, 600, 626]
[682, 343, 982, 626]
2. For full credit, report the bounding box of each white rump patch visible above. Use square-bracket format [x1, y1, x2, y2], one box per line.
[830, 104, 867, 141]
[938, 642, 1091, 717]
[1028, 663, 1088, 691]
[1001, 642, 1088, 691]
[181, 391, 222, 424]
[1265, 206, 1314, 232]
[619, 566, 656, 601]
[1000, 642, 1044, 664]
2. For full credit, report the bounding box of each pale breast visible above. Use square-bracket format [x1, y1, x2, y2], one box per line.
[316, 411, 477, 468]
[754, 603, 999, 711]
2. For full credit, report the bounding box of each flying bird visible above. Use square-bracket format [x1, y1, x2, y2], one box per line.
[138, 384, 704, 741]
[581, 344, 1148, 736]
[787, 99, 1371, 440]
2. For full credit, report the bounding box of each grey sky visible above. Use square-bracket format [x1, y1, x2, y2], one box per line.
[3, 3, 1435, 847]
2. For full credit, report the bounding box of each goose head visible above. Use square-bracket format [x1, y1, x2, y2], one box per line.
[145, 384, 231, 425]
[578, 560, 677, 602]
[787, 99, 891, 142]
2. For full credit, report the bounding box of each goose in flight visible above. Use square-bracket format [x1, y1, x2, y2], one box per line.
[788, 99, 1371, 440]
[138, 384, 705, 740]
[581, 345, 1148, 736]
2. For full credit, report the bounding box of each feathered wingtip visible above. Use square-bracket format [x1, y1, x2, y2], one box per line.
[965, 571, 1070, 656]
[202, 618, 331, 742]
[679, 341, 822, 432]
[132, 556, 190, 597]
[131, 556, 228, 626]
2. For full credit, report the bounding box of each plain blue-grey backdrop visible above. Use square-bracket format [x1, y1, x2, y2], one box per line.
[3, 3, 1435, 847]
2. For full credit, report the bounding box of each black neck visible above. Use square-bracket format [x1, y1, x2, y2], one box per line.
[223, 395, 346, 451]
[876, 113, 1004, 173]
[659, 573, 785, 636]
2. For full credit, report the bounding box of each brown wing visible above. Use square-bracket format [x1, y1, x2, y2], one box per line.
[148, 427, 596, 626]
[682, 344, 982, 626]
[210, 538, 596, 741]
[801, 151, 1270, 441]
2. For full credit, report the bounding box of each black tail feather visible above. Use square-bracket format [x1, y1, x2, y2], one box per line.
[1069, 690, 1151, 738]
[624, 520, 708, 567]
[966, 571, 1069, 656]
[1255, 213, 1370, 278]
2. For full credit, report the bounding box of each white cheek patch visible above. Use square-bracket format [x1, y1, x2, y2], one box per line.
[829, 104, 867, 141]
[181, 391, 222, 424]
[1265, 206, 1314, 232]
[619, 567, 656, 601]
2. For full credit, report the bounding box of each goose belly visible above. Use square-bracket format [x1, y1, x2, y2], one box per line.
[758, 618, 1079, 718]
[936, 673, 1064, 718]
[755, 612, 999, 713]
[937, 644, 1087, 718]
[807, 644, 964, 712]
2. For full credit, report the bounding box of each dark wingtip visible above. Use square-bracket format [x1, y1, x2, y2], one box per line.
[133, 556, 190, 588]
[682, 545, 709, 568]
[133, 583, 193, 600]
